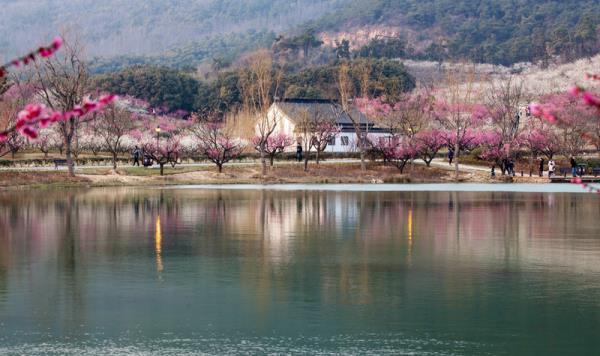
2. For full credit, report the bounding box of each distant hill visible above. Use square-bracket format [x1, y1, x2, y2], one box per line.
[1, 0, 598, 69]
[0, 0, 346, 58]
[311, 0, 600, 65]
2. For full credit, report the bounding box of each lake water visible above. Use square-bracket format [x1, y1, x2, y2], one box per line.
[0, 185, 599, 355]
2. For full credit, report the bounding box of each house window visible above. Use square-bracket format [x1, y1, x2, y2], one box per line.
[328, 137, 336, 146]
[341, 136, 349, 146]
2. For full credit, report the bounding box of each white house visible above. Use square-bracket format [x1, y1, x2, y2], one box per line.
[263, 98, 391, 153]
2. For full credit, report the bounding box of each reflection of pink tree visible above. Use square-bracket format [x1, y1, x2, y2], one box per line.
[252, 133, 294, 166]
[190, 122, 244, 173]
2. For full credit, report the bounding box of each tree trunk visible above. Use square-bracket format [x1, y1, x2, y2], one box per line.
[359, 148, 366, 171]
[112, 152, 118, 170]
[454, 143, 460, 181]
[316, 150, 320, 165]
[270, 155, 274, 167]
[160, 164, 164, 176]
[260, 144, 267, 176]
[65, 136, 75, 177]
[218, 163, 223, 173]
[304, 154, 309, 172]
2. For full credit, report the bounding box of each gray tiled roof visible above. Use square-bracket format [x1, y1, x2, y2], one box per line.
[274, 99, 372, 126]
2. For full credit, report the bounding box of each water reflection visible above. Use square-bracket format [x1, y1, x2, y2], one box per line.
[155, 215, 163, 275]
[0, 187, 599, 354]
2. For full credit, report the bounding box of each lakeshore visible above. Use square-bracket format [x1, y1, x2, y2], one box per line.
[0, 160, 556, 190]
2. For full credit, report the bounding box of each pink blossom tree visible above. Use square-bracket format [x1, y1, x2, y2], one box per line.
[142, 135, 181, 176]
[530, 92, 595, 158]
[190, 121, 244, 173]
[0, 37, 116, 172]
[33, 131, 52, 158]
[310, 122, 341, 164]
[356, 90, 435, 139]
[252, 133, 294, 167]
[371, 136, 419, 173]
[415, 129, 446, 166]
[296, 107, 340, 171]
[483, 78, 528, 168]
[435, 101, 486, 179]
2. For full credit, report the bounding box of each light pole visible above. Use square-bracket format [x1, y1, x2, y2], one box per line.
[155, 126, 161, 148]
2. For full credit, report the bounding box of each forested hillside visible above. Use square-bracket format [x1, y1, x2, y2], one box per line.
[311, 0, 600, 65]
[1, 0, 598, 68]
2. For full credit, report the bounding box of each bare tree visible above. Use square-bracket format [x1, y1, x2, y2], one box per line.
[0, 78, 34, 158]
[31, 35, 90, 176]
[238, 50, 281, 176]
[435, 68, 483, 180]
[337, 62, 368, 171]
[189, 118, 244, 173]
[295, 107, 340, 171]
[91, 104, 136, 169]
[485, 77, 528, 174]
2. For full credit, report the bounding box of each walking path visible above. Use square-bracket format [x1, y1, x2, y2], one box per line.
[426, 158, 489, 173]
[0, 158, 492, 173]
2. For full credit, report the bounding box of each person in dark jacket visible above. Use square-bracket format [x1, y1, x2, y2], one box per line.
[132, 146, 141, 166]
[570, 157, 578, 177]
[539, 158, 544, 177]
[296, 143, 303, 162]
[448, 148, 454, 165]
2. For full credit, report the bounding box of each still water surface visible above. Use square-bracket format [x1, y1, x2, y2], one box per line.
[0, 185, 599, 355]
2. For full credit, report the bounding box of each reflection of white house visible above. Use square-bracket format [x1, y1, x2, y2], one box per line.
[264, 98, 391, 153]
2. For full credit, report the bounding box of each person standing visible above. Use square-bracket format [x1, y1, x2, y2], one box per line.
[132, 145, 141, 166]
[539, 158, 545, 177]
[570, 157, 578, 177]
[548, 159, 556, 177]
[508, 159, 515, 176]
[448, 148, 454, 165]
[296, 142, 303, 162]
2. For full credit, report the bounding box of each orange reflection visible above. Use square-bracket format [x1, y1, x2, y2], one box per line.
[407, 209, 413, 266]
[155, 215, 163, 273]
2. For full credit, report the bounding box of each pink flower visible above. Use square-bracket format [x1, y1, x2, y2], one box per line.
[51, 36, 63, 50]
[21, 127, 38, 140]
[582, 92, 600, 108]
[568, 86, 582, 96]
[529, 103, 542, 117]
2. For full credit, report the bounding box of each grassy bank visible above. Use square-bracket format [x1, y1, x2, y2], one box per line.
[0, 163, 489, 190]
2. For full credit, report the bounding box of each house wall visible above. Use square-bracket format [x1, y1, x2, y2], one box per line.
[258, 104, 393, 153]
[325, 132, 392, 153]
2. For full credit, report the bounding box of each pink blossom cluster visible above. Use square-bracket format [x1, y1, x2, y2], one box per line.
[252, 133, 294, 154]
[567, 85, 600, 110]
[0, 94, 117, 141]
[0, 37, 63, 78]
